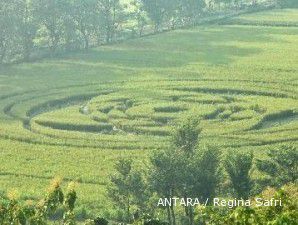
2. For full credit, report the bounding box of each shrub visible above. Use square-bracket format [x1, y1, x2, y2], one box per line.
[94, 217, 109, 225]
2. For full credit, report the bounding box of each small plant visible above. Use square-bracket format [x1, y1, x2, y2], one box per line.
[0, 179, 81, 225]
[94, 217, 109, 225]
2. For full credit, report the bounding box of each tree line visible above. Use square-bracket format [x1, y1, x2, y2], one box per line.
[107, 116, 298, 224]
[0, 0, 278, 64]
[0, 115, 297, 224]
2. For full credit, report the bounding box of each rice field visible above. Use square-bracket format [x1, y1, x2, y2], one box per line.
[0, 8, 297, 216]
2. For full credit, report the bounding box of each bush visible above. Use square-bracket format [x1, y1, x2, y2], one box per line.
[94, 217, 109, 225]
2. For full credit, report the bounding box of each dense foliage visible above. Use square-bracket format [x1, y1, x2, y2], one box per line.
[0, 179, 113, 225]
[0, 178, 77, 225]
[1, 180, 297, 224]
[0, 0, 277, 64]
[107, 117, 298, 224]
[256, 145, 298, 188]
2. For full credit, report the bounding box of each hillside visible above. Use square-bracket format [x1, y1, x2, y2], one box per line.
[0, 8, 297, 217]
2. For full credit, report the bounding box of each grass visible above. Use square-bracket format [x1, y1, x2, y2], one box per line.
[223, 8, 298, 26]
[0, 8, 297, 217]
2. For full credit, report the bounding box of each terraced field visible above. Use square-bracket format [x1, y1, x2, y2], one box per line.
[0, 9, 297, 216]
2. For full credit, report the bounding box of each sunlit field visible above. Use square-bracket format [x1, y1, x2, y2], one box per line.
[0, 8, 297, 217]
[223, 8, 298, 25]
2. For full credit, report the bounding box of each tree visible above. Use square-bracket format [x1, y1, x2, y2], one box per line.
[70, 0, 98, 50]
[169, 116, 202, 225]
[17, 0, 38, 61]
[222, 0, 233, 9]
[149, 116, 221, 225]
[172, 116, 201, 155]
[224, 150, 254, 199]
[1, 0, 38, 63]
[141, 0, 167, 32]
[108, 158, 148, 223]
[108, 158, 133, 222]
[97, 0, 125, 43]
[179, 0, 206, 25]
[213, 0, 223, 10]
[180, 145, 221, 225]
[0, 1, 19, 63]
[32, 0, 67, 53]
[233, 0, 241, 9]
[130, 0, 148, 37]
[149, 148, 179, 225]
[256, 145, 298, 187]
[191, 146, 221, 203]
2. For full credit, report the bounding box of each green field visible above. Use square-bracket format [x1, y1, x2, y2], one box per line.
[224, 8, 298, 26]
[0, 8, 297, 217]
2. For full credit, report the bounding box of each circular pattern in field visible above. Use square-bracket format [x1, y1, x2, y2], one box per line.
[0, 79, 297, 150]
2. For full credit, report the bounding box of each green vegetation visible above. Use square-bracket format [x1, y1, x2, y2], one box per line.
[1, 178, 297, 224]
[224, 8, 298, 26]
[0, 0, 277, 64]
[224, 150, 254, 199]
[0, 3, 297, 224]
[106, 116, 297, 224]
[0, 178, 77, 225]
[256, 145, 298, 187]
